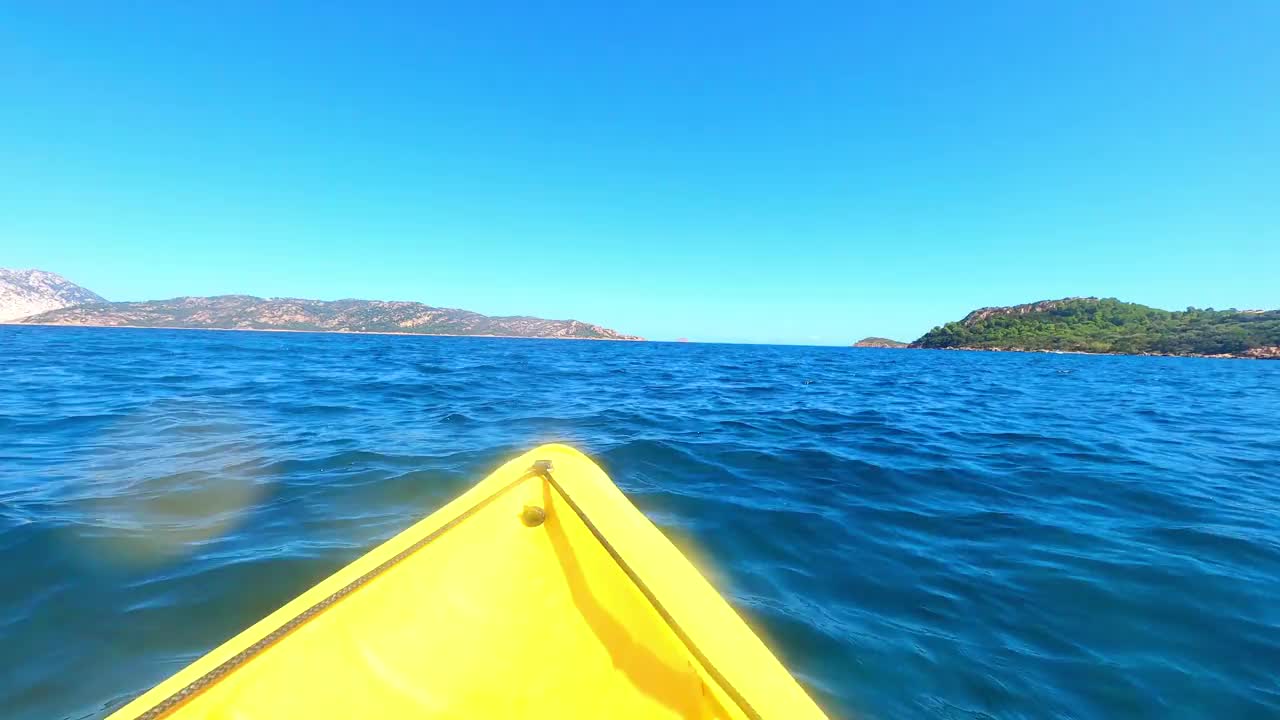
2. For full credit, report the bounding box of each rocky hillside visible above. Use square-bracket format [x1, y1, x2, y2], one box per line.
[852, 337, 908, 348]
[18, 295, 642, 340]
[913, 297, 1280, 358]
[0, 269, 106, 321]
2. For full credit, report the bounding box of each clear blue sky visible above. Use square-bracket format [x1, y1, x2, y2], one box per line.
[2, 2, 1277, 344]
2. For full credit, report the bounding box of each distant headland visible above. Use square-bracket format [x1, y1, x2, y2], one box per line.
[859, 298, 1279, 359]
[6, 270, 1278, 356]
[0, 269, 642, 340]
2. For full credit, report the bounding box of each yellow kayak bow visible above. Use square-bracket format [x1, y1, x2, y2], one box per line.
[108, 444, 829, 719]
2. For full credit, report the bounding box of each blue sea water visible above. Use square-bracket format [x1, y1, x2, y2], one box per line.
[2, 326, 1279, 719]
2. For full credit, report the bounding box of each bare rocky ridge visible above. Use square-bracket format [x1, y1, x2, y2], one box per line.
[0, 269, 107, 321]
[17, 294, 643, 340]
[958, 298, 1093, 326]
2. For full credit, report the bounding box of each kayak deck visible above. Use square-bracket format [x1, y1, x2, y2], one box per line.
[108, 444, 827, 719]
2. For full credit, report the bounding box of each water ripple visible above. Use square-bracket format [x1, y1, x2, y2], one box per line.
[1, 327, 1279, 719]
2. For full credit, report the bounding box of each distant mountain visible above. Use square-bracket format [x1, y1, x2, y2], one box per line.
[0, 269, 107, 322]
[852, 337, 908, 348]
[17, 294, 643, 340]
[913, 297, 1280, 358]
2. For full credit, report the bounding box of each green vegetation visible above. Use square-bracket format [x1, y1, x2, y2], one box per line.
[914, 298, 1280, 356]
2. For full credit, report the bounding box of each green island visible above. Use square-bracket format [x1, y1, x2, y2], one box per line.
[913, 298, 1280, 358]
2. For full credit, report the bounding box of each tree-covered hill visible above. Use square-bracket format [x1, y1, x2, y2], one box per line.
[913, 298, 1280, 357]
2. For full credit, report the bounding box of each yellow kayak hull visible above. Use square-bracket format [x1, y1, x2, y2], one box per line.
[108, 444, 828, 719]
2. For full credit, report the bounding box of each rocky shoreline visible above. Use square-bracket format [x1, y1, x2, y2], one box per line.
[924, 345, 1280, 360]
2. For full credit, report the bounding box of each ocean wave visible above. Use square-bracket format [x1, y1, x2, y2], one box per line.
[1, 326, 1278, 719]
